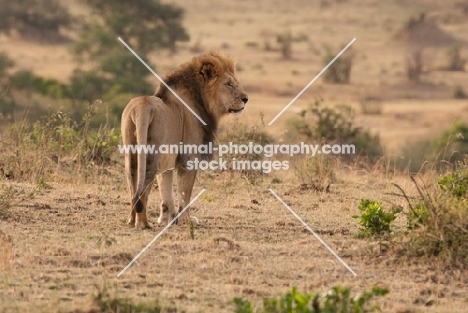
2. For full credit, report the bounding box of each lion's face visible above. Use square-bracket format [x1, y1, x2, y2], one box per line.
[200, 64, 248, 117]
[217, 72, 249, 116]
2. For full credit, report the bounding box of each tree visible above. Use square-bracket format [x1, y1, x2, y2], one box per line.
[0, 0, 72, 40]
[70, 0, 190, 101]
[77, 0, 189, 54]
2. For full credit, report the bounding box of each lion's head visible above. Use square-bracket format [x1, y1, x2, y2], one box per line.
[155, 52, 248, 122]
[197, 53, 249, 117]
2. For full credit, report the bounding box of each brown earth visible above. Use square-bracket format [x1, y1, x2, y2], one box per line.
[1, 0, 468, 312]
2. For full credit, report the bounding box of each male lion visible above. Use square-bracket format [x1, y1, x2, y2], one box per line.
[121, 52, 248, 229]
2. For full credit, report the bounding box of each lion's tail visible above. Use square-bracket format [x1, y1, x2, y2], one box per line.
[132, 103, 153, 214]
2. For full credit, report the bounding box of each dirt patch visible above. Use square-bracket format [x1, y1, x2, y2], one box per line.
[1, 170, 467, 312]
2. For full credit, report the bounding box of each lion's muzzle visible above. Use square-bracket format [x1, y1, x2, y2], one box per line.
[241, 95, 249, 104]
[228, 107, 244, 113]
[228, 94, 248, 114]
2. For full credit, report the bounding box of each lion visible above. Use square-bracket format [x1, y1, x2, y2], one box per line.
[121, 52, 248, 229]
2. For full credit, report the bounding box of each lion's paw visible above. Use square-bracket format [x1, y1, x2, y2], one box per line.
[126, 216, 135, 226]
[135, 220, 154, 230]
[190, 215, 200, 225]
[157, 214, 172, 226]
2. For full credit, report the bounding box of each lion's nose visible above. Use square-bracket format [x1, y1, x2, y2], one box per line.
[241, 95, 249, 104]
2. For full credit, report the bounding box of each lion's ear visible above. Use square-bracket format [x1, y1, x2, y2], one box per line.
[200, 63, 218, 81]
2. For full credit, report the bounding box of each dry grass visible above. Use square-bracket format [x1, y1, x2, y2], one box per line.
[1, 0, 468, 312]
[1, 165, 468, 312]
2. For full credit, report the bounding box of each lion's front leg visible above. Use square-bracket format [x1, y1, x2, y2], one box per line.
[176, 168, 198, 224]
[157, 170, 176, 225]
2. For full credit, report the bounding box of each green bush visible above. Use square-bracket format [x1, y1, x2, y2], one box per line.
[438, 169, 468, 198]
[405, 195, 468, 264]
[68, 69, 107, 101]
[9, 70, 69, 99]
[353, 199, 401, 237]
[234, 286, 388, 313]
[397, 169, 468, 265]
[286, 101, 383, 160]
[407, 202, 429, 230]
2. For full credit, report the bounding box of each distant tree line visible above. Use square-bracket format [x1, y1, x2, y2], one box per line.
[0, 0, 190, 122]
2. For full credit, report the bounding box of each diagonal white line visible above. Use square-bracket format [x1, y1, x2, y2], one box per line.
[117, 189, 206, 277]
[268, 38, 356, 125]
[268, 189, 357, 277]
[118, 37, 207, 126]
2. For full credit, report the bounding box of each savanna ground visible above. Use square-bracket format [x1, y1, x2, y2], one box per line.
[1, 0, 468, 312]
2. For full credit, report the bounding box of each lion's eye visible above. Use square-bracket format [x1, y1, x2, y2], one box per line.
[226, 82, 234, 88]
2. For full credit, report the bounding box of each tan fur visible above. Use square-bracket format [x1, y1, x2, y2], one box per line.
[121, 52, 248, 229]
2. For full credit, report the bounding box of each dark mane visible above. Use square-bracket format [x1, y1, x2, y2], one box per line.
[154, 52, 236, 155]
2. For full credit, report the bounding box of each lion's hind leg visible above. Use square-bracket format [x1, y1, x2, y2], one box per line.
[125, 152, 137, 226]
[133, 163, 160, 229]
[156, 170, 176, 225]
[122, 112, 138, 226]
[176, 168, 198, 225]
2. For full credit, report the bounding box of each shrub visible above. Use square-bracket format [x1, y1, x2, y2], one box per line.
[68, 69, 107, 101]
[277, 31, 293, 59]
[322, 46, 353, 84]
[406, 202, 429, 230]
[0, 53, 15, 119]
[397, 170, 468, 265]
[293, 154, 335, 190]
[286, 101, 383, 160]
[352, 199, 401, 238]
[406, 49, 424, 82]
[0, 52, 14, 78]
[234, 285, 389, 313]
[453, 85, 467, 99]
[446, 45, 466, 71]
[437, 169, 468, 199]
[9, 70, 69, 98]
[0, 105, 119, 183]
[215, 115, 274, 183]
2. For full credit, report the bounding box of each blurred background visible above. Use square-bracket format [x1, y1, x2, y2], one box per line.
[0, 0, 468, 175]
